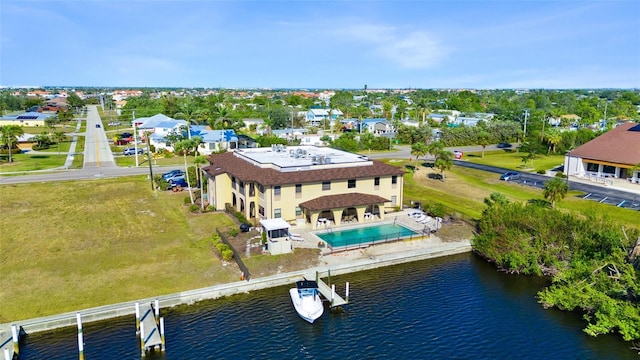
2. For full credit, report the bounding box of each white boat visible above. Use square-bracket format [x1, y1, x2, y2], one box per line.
[289, 280, 324, 323]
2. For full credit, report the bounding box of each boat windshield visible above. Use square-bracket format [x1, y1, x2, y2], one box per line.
[298, 288, 317, 297]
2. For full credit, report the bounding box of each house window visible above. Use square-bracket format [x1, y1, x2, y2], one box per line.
[295, 206, 302, 216]
[348, 179, 356, 189]
[391, 196, 397, 205]
[258, 184, 265, 194]
[249, 183, 255, 196]
[274, 185, 281, 195]
[231, 176, 236, 188]
[322, 181, 331, 191]
[374, 177, 380, 186]
[274, 208, 281, 218]
[259, 206, 265, 216]
[295, 184, 302, 193]
[392, 176, 397, 184]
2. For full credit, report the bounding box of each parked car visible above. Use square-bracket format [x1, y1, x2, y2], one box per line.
[123, 147, 144, 156]
[162, 169, 184, 180]
[168, 177, 188, 189]
[500, 171, 521, 181]
[108, 122, 121, 126]
[497, 142, 512, 148]
[165, 174, 185, 183]
[95, 124, 101, 128]
[120, 132, 133, 139]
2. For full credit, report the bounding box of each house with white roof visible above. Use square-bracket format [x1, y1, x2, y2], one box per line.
[306, 109, 343, 127]
[360, 118, 394, 134]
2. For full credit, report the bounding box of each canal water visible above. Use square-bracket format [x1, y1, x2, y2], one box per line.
[19, 253, 637, 359]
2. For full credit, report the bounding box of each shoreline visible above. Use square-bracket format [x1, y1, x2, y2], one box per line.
[2, 239, 471, 335]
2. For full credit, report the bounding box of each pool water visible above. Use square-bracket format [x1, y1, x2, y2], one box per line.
[317, 223, 419, 248]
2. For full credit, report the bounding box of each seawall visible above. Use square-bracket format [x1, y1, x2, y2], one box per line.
[2, 242, 471, 334]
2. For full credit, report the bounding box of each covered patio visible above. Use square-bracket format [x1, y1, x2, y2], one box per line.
[299, 193, 390, 229]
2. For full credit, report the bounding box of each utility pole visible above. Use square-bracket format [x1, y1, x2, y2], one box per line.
[133, 111, 139, 167]
[523, 109, 530, 138]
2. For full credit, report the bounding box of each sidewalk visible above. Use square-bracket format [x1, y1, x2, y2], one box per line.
[568, 174, 640, 196]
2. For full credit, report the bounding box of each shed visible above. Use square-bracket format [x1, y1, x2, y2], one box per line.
[259, 218, 292, 255]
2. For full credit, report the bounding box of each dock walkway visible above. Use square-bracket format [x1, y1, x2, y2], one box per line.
[305, 272, 348, 308]
[138, 302, 163, 354]
[0, 326, 19, 360]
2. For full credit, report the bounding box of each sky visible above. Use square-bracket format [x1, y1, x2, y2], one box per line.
[1, 0, 639, 89]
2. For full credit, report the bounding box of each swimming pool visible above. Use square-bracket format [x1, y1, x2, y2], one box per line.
[317, 223, 419, 248]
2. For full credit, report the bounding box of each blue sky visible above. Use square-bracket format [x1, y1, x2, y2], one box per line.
[1, 1, 639, 89]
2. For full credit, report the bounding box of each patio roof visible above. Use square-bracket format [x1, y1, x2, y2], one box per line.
[260, 218, 290, 231]
[298, 193, 389, 212]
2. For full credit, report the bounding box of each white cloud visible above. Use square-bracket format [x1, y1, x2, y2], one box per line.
[333, 22, 448, 69]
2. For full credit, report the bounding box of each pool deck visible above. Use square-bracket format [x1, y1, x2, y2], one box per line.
[290, 210, 441, 254]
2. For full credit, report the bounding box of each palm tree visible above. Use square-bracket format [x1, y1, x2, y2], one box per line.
[543, 177, 569, 208]
[477, 131, 491, 158]
[174, 138, 199, 205]
[426, 141, 444, 162]
[545, 129, 562, 154]
[52, 131, 66, 156]
[410, 142, 428, 170]
[0, 125, 24, 163]
[434, 149, 454, 181]
[175, 97, 198, 139]
[194, 155, 208, 211]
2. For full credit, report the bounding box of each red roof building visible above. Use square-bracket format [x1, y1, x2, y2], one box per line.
[565, 122, 640, 182]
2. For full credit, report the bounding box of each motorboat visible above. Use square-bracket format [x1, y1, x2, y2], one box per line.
[289, 280, 324, 323]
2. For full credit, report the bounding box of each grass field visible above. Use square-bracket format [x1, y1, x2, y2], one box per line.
[0, 177, 239, 322]
[464, 149, 565, 173]
[401, 160, 640, 226]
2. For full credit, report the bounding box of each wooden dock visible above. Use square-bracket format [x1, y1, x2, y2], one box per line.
[305, 271, 349, 308]
[0, 325, 19, 360]
[136, 301, 164, 356]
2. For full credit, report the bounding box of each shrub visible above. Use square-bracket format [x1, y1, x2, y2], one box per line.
[189, 204, 199, 212]
[211, 234, 221, 245]
[229, 228, 239, 237]
[537, 169, 546, 174]
[157, 179, 170, 191]
[234, 212, 248, 224]
[261, 231, 267, 244]
[555, 171, 566, 178]
[32, 144, 50, 151]
[427, 202, 447, 218]
[183, 197, 191, 204]
[216, 243, 228, 253]
[221, 249, 234, 261]
[207, 205, 215, 212]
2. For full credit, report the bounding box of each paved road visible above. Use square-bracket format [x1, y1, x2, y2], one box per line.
[84, 105, 116, 168]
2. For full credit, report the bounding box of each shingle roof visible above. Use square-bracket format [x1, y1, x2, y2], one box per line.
[298, 193, 389, 211]
[203, 151, 404, 186]
[569, 122, 640, 166]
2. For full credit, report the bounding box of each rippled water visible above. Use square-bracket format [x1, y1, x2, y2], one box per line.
[19, 253, 637, 359]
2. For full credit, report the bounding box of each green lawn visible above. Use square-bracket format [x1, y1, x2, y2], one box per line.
[399, 160, 640, 227]
[0, 152, 67, 173]
[463, 149, 565, 173]
[0, 177, 239, 322]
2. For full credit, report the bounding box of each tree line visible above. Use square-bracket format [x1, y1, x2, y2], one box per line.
[473, 193, 640, 341]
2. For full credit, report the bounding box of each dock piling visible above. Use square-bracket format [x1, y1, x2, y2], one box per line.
[331, 284, 335, 307]
[11, 325, 18, 355]
[154, 300, 159, 324]
[140, 322, 145, 357]
[345, 282, 350, 303]
[4, 348, 9, 360]
[76, 313, 84, 360]
[135, 303, 140, 335]
[159, 317, 166, 352]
